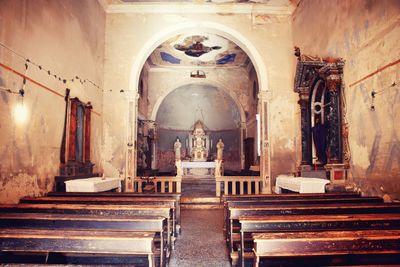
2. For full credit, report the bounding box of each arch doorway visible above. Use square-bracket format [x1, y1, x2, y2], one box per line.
[126, 26, 269, 193]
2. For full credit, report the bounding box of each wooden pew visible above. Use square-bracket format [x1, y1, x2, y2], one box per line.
[227, 202, 400, 262]
[222, 192, 362, 231]
[0, 228, 156, 266]
[223, 196, 383, 237]
[224, 196, 385, 245]
[20, 196, 181, 236]
[222, 192, 361, 202]
[252, 229, 400, 267]
[46, 192, 182, 232]
[0, 212, 168, 267]
[0, 203, 175, 247]
[239, 213, 400, 267]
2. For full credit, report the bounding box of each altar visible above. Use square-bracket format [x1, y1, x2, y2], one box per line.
[181, 161, 216, 176]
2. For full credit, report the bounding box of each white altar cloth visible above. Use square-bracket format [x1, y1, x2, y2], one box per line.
[181, 161, 216, 168]
[275, 175, 330, 194]
[180, 161, 216, 176]
[65, 177, 121, 192]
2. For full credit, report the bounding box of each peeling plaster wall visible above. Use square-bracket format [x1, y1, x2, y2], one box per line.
[293, 0, 400, 199]
[104, 12, 296, 183]
[0, 0, 105, 203]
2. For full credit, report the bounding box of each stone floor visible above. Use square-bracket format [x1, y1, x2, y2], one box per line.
[169, 208, 230, 267]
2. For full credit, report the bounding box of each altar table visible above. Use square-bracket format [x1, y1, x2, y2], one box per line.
[181, 161, 216, 176]
[275, 175, 330, 194]
[65, 177, 121, 192]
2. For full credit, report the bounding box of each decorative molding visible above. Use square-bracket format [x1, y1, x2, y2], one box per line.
[103, 3, 295, 15]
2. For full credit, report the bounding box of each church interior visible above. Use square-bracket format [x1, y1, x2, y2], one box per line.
[0, 0, 399, 266]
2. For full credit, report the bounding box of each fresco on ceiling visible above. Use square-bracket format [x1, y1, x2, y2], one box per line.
[216, 54, 236, 64]
[160, 52, 181, 64]
[173, 36, 221, 57]
[152, 33, 248, 67]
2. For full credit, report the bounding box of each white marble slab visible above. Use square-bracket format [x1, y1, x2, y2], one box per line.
[275, 175, 330, 194]
[65, 177, 121, 192]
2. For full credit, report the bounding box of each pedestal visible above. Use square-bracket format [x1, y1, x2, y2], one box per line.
[325, 163, 347, 183]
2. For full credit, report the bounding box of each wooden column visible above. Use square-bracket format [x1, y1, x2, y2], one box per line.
[297, 90, 312, 166]
[326, 68, 343, 163]
[67, 99, 78, 161]
[84, 103, 92, 162]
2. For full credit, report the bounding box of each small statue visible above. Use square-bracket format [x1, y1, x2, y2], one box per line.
[175, 160, 183, 177]
[215, 159, 223, 177]
[174, 138, 182, 160]
[216, 138, 224, 160]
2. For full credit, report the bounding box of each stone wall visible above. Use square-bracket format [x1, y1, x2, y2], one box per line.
[293, 0, 400, 199]
[0, 0, 105, 203]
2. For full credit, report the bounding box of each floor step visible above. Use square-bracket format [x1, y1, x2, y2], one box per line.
[181, 203, 223, 209]
[181, 195, 222, 209]
[181, 196, 221, 203]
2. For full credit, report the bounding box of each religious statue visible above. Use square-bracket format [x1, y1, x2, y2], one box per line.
[214, 159, 223, 177]
[175, 160, 183, 177]
[216, 138, 224, 160]
[174, 138, 182, 160]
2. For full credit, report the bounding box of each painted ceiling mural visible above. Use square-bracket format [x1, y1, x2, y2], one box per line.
[148, 34, 250, 68]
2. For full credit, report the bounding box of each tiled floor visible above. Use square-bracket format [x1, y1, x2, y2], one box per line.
[169, 208, 231, 267]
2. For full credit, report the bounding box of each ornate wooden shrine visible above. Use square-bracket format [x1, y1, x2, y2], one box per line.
[293, 47, 350, 182]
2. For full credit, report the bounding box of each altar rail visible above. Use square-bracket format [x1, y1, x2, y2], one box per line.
[215, 176, 263, 197]
[134, 176, 182, 193]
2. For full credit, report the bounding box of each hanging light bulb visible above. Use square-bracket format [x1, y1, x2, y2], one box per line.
[14, 87, 28, 124]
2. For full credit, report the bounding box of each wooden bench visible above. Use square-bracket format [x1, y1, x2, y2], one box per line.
[223, 196, 383, 236]
[46, 192, 182, 232]
[239, 213, 400, 267]
[227, 202, 400, 261]
[222, 192, 361, 202]
[0, 203, 175, 247]
[225, 196, 385, 245]
[252, 229, 400, 267]
[0, 212, 168, 267]
[0, 228, 156, 266]
[222, 192, 363, 230]
[20, 196, 181, 236]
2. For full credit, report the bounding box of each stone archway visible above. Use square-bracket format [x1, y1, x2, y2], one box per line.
[125, 21, 271, 192]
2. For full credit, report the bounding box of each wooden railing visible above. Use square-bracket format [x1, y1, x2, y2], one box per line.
[134, 176, 182, 193]
[215, 176, 263, 197]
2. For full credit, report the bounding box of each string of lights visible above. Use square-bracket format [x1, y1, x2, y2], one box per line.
[0, 41, 118, 93]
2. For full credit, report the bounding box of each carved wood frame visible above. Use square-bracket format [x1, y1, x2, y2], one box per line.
[294, 57, 350, 169]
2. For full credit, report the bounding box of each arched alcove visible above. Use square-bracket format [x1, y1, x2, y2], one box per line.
[154, 83, 243, 173]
